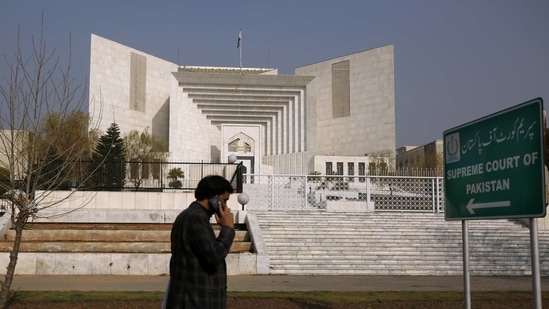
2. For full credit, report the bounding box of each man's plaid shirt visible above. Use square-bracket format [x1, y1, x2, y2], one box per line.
[165, 202, 235, 308]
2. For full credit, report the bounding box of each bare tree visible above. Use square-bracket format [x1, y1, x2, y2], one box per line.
[124, 127, 168, 190]
[0, 21, 100, 308]
[368, 150, 395, 175]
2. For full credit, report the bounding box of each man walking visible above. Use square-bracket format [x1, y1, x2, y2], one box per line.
[164, 175, 235, 308]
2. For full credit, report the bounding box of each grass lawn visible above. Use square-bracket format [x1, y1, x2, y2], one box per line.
[7, 290, 549, 309]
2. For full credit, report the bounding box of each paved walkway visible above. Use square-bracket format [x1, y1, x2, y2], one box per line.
[11, 275, 549, 292]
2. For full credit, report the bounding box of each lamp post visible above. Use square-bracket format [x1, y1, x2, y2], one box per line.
[237, 192, 249, 211]
[234, 192, 249, 224]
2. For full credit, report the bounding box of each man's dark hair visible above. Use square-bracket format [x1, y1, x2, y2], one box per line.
[194, 175, 234, 200]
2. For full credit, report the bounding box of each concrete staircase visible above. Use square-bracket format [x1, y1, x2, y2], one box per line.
[3, 209, 549, 277]
[1, 223, 251, 254]
[254, 211, 549, 276]
[0, 221, 254, 275]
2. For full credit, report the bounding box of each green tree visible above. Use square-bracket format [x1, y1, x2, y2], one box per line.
[28, 110, 98, 190]
[167, 167, 184, 189]
[307, 171, 321, 183]
[124, 127, 168, 190]
[0, 19, 101, 308]
[29, 148, 71, 190]
[38, 110, 98, 162]
[89, 123, 126, 190]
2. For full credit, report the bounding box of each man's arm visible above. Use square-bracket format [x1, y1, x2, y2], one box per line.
[189, 212, 235, 270]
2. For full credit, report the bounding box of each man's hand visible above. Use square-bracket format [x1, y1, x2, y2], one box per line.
[215, 201, 234, 228]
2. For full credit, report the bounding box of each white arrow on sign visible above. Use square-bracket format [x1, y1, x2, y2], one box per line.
[466, 199, 511, 214]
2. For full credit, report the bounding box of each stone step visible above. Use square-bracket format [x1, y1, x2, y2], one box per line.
[261, 236, 532, 244]
[0, 240, 252, 253]
[262, 231, 529, 238]
[269, 258, 535, 268]
[4, 229, 249, 242]
[264, 250, 537, 258]
[23, 222, 248, 231]
[2, 222, 252, 253]
[25, 223, 173, 230]
[258, 220, 522, 229]
[265, 250, 533, 258]
[266, 263, 534, 276]
[253, 211, 546, 276]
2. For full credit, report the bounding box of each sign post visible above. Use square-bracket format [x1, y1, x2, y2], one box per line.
[444, 97, 545, 309]
[444, 98, 545, 220]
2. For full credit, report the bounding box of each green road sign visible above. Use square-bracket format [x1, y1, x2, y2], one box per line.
[444, 98, 546, 220]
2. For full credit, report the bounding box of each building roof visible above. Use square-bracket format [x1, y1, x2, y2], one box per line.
[178, 66, 276, 75]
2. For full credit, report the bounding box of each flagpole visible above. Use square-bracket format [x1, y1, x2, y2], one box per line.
[239, 29, 242, 68]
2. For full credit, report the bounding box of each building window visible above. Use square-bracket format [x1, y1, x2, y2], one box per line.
[152, 159, 161, 179]
[331, 60, 350, 118]
[348, 162, 354, 182]
[129, 160, 148, 181]
[336, 162, 343, 175]
[369, 162, 377, 174]
[358, 162, 365, 182]
[325, 162, 333, 175]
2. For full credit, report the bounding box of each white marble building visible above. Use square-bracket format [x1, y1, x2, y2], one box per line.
[89, 34, 395, 175]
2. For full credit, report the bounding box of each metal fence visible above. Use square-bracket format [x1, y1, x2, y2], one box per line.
[117, 161, 242, 191]
[36, 159, 445, 213]
[63, 161, 242, 191]
[241, 174, 445, 213]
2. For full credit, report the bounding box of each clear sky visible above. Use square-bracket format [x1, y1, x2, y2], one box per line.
[1, 0, 548, 148]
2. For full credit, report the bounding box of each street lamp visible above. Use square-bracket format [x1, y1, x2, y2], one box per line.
[237, 192, 249, 211]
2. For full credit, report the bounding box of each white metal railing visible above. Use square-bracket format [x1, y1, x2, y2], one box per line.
[242, 174, 445, 213]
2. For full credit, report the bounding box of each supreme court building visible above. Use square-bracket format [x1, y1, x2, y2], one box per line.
[89, 34, 395, 176]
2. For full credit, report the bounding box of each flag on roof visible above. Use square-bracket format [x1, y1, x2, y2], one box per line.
[237, 29, 241, 48]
